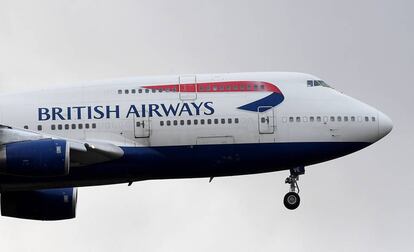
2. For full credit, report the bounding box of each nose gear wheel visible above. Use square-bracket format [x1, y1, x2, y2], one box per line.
[283, 166, 304, 210]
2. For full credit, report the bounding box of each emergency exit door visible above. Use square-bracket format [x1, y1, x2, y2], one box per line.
[133, 114, 150, 138]
[179, 75, 197, 100]
[258, 106, 275, 134]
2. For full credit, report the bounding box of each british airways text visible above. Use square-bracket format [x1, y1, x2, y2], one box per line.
[38, 102, 215, 121]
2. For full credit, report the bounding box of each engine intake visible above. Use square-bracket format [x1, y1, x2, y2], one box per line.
[0, 139, 69, 177]
[1, 188, 77, 221]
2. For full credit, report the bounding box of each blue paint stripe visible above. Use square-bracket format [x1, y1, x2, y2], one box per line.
[0, 142, 372, 190]
[238, 92, 285, 112]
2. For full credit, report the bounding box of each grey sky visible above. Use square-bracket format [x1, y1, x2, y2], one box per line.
[0, 0, 413, 251]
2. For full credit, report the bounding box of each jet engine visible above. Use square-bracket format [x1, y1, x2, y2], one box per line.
[0, 139, 69, 177]
[1, 188, 77, 220]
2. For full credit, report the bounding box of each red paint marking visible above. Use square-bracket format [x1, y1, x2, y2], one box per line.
[180, 84, 196, 92]
[143, 81, 281, 93]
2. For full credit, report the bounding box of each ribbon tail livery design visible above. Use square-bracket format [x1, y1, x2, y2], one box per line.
[0, 72, 392, 220]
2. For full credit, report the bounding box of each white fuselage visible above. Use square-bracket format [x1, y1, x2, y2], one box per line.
[0, 72, 392, 190]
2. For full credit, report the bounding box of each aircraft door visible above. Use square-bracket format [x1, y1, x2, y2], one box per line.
[258, 106, 275, 134]
[133, 113, 150, 138]
[179, 75, 197, 100]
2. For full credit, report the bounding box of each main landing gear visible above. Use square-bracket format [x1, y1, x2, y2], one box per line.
[284, 166, 305, 210]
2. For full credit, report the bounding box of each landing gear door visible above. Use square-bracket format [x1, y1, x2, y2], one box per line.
[258, 106, 275, 134]
[133, 113, 150, 138]
[179, 75, 197, 100]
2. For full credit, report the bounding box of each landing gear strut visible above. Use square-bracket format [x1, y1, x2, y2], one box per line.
[284, 166, 305, 210]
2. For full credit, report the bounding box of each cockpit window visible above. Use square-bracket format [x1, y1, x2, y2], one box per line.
[307, 80, 332, 88]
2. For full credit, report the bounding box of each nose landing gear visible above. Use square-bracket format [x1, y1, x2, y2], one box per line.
[284, 166, 305, 210]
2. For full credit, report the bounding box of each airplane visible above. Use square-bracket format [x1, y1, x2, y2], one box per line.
[0, 72, 392, 221]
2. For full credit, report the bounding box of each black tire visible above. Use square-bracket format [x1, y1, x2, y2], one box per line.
[283, 192, 300, 210]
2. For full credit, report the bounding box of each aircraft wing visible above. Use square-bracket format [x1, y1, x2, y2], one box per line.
[0, 124, 124, 167]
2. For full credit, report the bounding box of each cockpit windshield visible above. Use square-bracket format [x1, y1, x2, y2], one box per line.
[307, 80, 332, 88]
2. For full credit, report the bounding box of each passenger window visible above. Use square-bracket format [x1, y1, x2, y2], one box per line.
[167, 120, 171, 126]
[240, 85, 245, 90]
[72, 124, 76, 129]
[118, 90, 122, 94]
[254, 85, 258, 90]
[260, 85, 265, 90]
[221, 119, 225, 124]
[207, 119, 212, 124]
[187, 120, 191, 125]
[226, 86, 231, 91]
[233, 86, 238, 91]
[235, 118, 239, 124]
[85, 124, 90, 129]
[37, 125, 42, 131]
[152, 89, 156, 93]
[194, 119, 198, 125]
[125, 89, 129, 94]
[58, 124, 63, 130]
[372, 117, 376, 122]
[160, 121, 164, 126]
[317, 116, 322, 122]
[228, 118, 232, 124]
[132, 89, 136, 94]
[173, 120, 178, 126]
[214, 119, 219, 124]
[213, 86, 218, 91]
[145, 89, 150, 93]
[310, 117, 315, 122]
[201, 119, 205, 125]
[330, 116, 335, 122]
[344, 116, 349, 122]
[138, 89, 143, 93]
[351, 116, 356, 122]
[92, 123, 96, 129]
[136, 122, 141, 127]
[180, 120, 185, 126]
[289, 117, 294, 122]
[365, 116, 369, 122]
[296, 117, 301, 122]
[78, 124, 83, 129]
[261, 117, 266, 123]
[51, 125, 56, 130]
[219, 86, 224, 91]
[337, 116, 342, 122]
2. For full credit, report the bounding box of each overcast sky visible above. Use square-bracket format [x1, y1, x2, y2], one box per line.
[0, 0, 413, 251]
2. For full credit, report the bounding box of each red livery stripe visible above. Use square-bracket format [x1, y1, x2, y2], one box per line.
[143, 81, 281, 93]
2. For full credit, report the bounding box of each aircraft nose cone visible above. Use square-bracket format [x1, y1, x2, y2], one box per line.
[378, 111, 393, 139]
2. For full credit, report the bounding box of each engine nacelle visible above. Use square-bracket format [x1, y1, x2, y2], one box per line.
[1, 188, 77, 221]
[0, 139, 69, 177]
